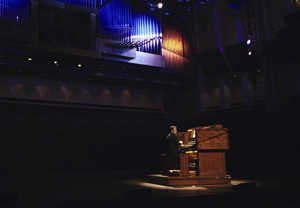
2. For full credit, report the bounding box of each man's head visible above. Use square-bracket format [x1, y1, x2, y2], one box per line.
[169, 125, 177, 135]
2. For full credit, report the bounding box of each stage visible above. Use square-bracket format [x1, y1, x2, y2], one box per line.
[146, 174, 231, 187]
[0, 171, 282, 208]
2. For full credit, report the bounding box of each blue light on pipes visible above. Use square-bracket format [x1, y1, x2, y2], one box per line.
[99, 0, 133, 31]
[99, 0, 162, 55]
[132, 14, 162, 41]
[56, 0, 98, 8]
[0, 0, 29, 22]
[132, 12, 162, 54]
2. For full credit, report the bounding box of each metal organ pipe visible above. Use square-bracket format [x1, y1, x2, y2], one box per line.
[0, 0, 7, 17]
[0, 0, 29, 21]
[98, 0, 162, 55]
[132, 12, 162, 55]
[56, 0, 99, 9]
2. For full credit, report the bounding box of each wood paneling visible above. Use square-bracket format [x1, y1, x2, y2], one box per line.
[179, 153, 189, 177]
[198, 152, 226, 178]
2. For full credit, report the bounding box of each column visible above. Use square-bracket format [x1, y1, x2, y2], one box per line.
[90, 12, 97, 50]
[263, 60, 273, 112]
[287, 0, 295, 14]
[242, 72, 251, 107]
[195, 65, 205, 114]
[30, 0, 39, 48]
[254, 0, 272, 111]
[219, 78, 225, 110]
[236, 11, 244, 43]
[213, 0, 223, 49]
[192, 6, 200, 52]
[261, 0, 271, 41]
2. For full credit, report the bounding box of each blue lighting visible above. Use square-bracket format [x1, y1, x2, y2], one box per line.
[0, 0, 163, 55]
[132, 12, 162, 54]
[194, 0, 210, 7]
[228, 0, 246, 11]
[99, 0, 133, 32]
[56, 0, 98, 8]
[99, 0, 162, 55]
[0, 0, 29, 22]
[229, 3, 240, 9]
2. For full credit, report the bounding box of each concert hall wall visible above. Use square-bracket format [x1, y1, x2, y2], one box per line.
[0, 75, 164, 110]
[0, 100, 169, 172]
[193, 0, 249, 53]
[161, 14, 192, 71]
[38, 5, 92, 49]
[188, 46, 264, 116]
[0, 95, 276, 179]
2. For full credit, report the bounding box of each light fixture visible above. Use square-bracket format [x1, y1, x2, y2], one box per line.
[246, 39, 251, 45]
[157, 2, 163, 9]
[53, 61, 58, 65]
[77, 64, 82, 68]
[28, 57, 32, 61]
[248, 51, 252, 56]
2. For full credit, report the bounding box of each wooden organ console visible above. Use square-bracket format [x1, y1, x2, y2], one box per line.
[149, 124, 231, 187]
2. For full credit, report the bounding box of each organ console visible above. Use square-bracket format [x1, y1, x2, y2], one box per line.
[179, 124, 229, 178]
[149, 124, 231, 186]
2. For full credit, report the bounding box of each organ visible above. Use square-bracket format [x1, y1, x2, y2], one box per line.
[149, 124, 231, 186]
[180, 125, 229, 178]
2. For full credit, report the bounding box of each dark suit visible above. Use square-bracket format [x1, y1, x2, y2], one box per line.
[164, 133, 180, 169]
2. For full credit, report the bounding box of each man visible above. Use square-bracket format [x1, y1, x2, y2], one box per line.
[163, 125, 182, 175]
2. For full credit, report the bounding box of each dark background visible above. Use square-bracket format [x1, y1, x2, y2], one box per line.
[0, 99, 291, 181]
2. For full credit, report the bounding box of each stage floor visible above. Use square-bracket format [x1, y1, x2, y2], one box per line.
[0, 171, 282, 208]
